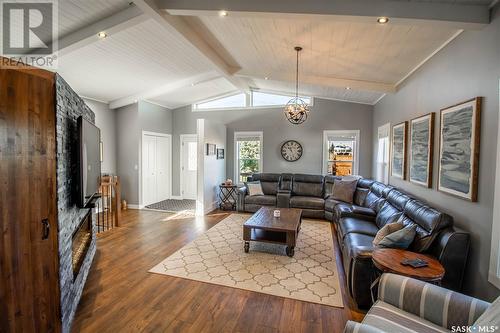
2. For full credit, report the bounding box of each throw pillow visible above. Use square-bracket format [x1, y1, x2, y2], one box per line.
[377, 224, 417, 249]
[331, 179, 358, 204]
[246, 181, 264, 196]
[373, 222, 404, 246]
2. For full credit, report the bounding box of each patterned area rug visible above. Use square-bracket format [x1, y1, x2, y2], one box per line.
[149, 214, 344, 308]
[145, 199, 195, 212]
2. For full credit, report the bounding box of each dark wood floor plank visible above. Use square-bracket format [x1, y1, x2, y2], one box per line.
[71, 209, 364, 333]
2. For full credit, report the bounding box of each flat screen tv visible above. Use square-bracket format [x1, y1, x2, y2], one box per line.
[78, 116, 101, 208]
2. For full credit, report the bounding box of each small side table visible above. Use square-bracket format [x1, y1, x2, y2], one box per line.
[370, 248, 445, 302]
[218, 184, 238, 210]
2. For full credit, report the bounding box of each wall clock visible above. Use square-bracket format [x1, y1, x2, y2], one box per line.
[281, 140, 303, 162]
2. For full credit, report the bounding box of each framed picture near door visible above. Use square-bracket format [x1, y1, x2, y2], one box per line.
[438, 97, 482, 201]
[391, 121, 408, 180]
[409, 113, 435, 188]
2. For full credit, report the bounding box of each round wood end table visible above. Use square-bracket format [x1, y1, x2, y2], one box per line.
[372, 248, 445, 283]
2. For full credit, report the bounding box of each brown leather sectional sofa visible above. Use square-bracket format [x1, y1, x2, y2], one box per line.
[237, 173, 470, 308]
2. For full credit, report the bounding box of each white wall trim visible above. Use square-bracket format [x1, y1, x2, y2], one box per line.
[170, 195, 183, 200]
[140, 131, 173, 207]
[234, 131, 264, 185]
[127, 204, 145, 210]
[395, 30, 464, 89]
[179, 134, 198, 200]
[488, 80, 500, 290]
[322, 130, 360, 176]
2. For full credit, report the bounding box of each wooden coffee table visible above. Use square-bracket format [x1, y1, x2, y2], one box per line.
[243, 207, 302, 257]
[372, 248, 445, 283]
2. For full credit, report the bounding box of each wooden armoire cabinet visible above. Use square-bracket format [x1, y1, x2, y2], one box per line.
[0, 58, 62, 332]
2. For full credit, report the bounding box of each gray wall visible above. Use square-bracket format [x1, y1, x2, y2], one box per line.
[116, 101, 173, 205]
[83, 98, 117, 174]
[372, 5, 500, 301]
[171, 98, 374, 196]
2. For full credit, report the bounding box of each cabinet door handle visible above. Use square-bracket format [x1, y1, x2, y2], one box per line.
[41, 218, 50, 240]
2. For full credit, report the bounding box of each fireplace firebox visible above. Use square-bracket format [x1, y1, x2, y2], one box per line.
[72, 211, 92, 279]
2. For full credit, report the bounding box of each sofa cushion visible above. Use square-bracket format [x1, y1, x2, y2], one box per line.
[331, 178, 358, 203]
[292, 174, 324, 197]
[335, 204, 377, 220]
[375, 202, 403, 229]
[365, 192, 385, 212]
[249, 173, 280, 195]
[244, 194, 276, 206]
[279, 173, 293, 191]
[378, 224, 417, 249]
[357, 178, 375, 189]
[354, 188, 369, 206]
[339, 217, 379, 238]
[344, 233, 375, 260]
[325, 198, 343, 212]
[404, 200, 453, 235]
[386, 189, 411, 211]
[363, 301, 448, 333]
[370, 182, 387, 196]
[373, 222, 404, 246]
[290, 196, 324, 210]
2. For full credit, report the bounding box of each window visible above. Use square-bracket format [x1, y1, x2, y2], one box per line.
[252, 91, 311, 107]
[195, 93, 246, 110]
[193, 91, 312, 111]
[234, 132, 263, 184]
[376, 123, 391, 184]
[322, 130, 360, 176]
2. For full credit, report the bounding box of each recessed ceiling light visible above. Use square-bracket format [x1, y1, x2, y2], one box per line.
[377, 17, 389, 24]
[219, 10, 228, 17]
[264, 77, 269, 80]
[346, 87, 351, 90]
[97, 31, 107, 39]
[191, 82, 196, 86]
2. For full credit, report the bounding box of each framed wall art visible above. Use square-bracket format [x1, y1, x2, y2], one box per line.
[217, 148, 224, 159]
[409, 113, 435, 188]
[391, 121, 408, 180]
[206, 143, 216, 156]
[438, 97, 482, 201]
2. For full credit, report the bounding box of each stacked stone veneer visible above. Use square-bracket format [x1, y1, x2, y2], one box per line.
[55, 74, 97, 333]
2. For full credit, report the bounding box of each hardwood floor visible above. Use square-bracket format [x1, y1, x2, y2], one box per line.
[72, 209, 364, 333]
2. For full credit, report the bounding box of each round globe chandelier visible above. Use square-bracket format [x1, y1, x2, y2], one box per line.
[284, 46, 309, 125]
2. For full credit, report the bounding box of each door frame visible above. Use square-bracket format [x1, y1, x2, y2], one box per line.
[140, 131, 172, 207]
[179, 134, 198, 200]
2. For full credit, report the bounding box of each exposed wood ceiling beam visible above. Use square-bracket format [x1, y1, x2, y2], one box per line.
[109, 71, 221, 109]
[133, 0, 251, 92]
[236, 71, 396, 93]
[159, 0, 490, 30]
[50, 4, 147, 57]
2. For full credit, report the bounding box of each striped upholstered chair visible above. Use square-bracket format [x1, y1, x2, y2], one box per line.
[344, 273, 499, 333]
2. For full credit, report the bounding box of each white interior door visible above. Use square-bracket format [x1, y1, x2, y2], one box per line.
[142, 132, 171, 206]
[142, 135, 157, 206]
[181, 135, 197, 200]
[156, 136, 170, 201]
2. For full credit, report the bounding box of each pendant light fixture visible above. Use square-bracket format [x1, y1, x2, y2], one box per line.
[284, 46, 309, 125]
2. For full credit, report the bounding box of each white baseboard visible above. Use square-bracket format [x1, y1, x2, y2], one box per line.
[171, 195, 183, 200]
[204, 201, 218, 215]
[127, 204, 144, 210]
